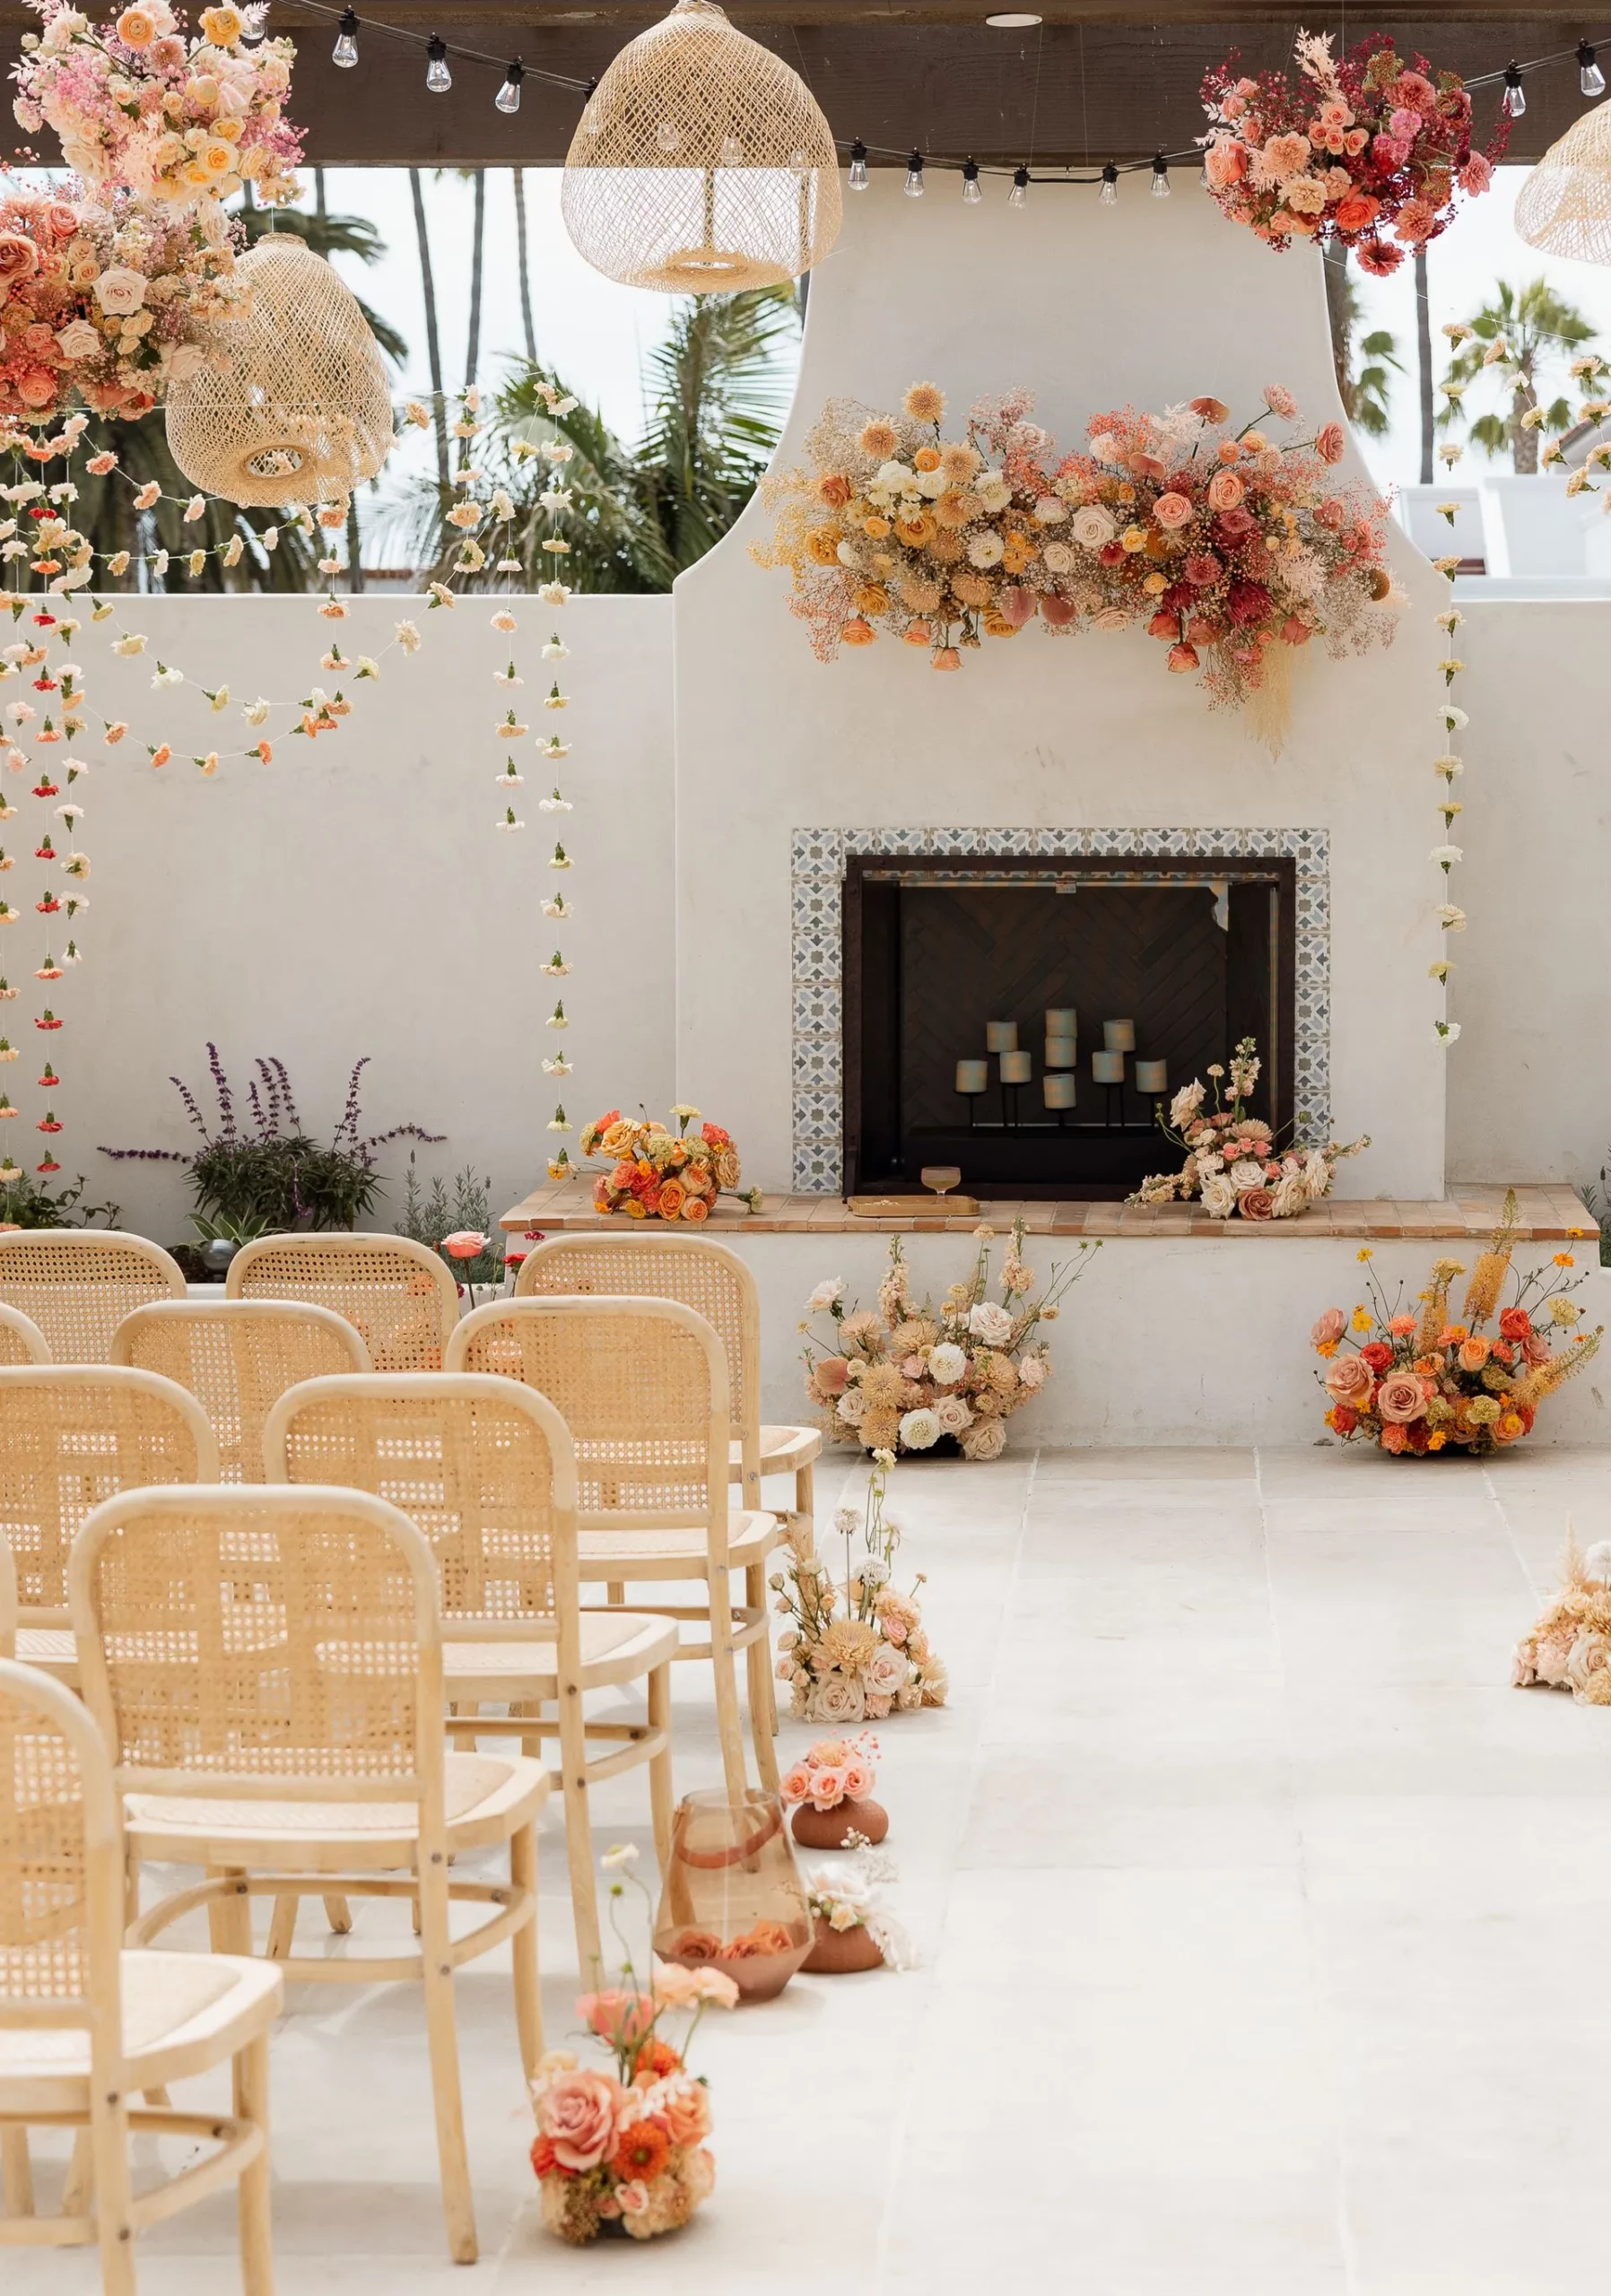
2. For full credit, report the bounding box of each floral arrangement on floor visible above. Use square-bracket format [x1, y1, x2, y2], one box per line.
[781, 1733, 878, 1814]
[1312, 1194, 1603, 1456]
[1200, 29, 1504, 270]
[529, 1844, 735, 2246]
[756, 377, 1396, 730]
[1129, 1036, 1367, 1218]
[578, 1105, 762, 1221]
[804, 1846, 918, 1974]
[1513, 1529, 1611, 1707]
[800, 1222, 1095, 1459]
[14, 3, 303, 215]
[772, 1448, 948, 1721]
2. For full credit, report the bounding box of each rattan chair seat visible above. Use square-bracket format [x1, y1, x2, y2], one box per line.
[0, 1952, 276, 2095]
[125, 1752, 548, 1867]
[753, 1424, 823, 1474]
[577, 1509, 782, 1578]
[443, 1611, 678, 1700]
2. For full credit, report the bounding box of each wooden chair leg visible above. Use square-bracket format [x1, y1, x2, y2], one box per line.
[322, 1896, 353, 1935]
[233, 2028, 274, 2296]
[418, 1862, 477, 2266]
[1, 2126, 33, 2218]
[60, 2127, 92, 2217]
[605, 1581, 625, 1605]
[709, 1569, 751, 1804]
[792, 1460, 817, 1557]
[266, 1894, 299, 1960]
[647, 1662, 675, 1879]
[88, 2090, 137, 2296]
[558, 1689, 601, 1978]
[745, 1564, 782, 1792]
[509, 1822, 544, 2084]
[213, 1871, 253, 1958]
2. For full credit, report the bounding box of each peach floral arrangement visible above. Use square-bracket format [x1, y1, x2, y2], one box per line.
[1313, 1194, 1603, 1457]
[1200, 29, 1503, 272]
[780, 1733, 878, 1813]
[1513, 1530, 1611, 1708]
[800, 1222, 1095, 1459]
[806, 1847, 918, 1971]
[14, 3, 302, 215]
[771, 1448, 948, 1722]
[1130, 1036, 1367, 1218]
[757, 377, 1396, 726]
[529, 1844, 736, 2247]
[578, 1104, 762, 1221]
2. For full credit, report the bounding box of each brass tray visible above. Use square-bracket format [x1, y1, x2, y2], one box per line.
[847, 1195, 980, 1218]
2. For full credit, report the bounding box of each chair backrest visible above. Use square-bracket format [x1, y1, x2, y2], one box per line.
[226, 1232, 461, 1372]
[69, 1484, 446, 1828]
[0, 1656, 122, 2041]
[516, 1232, 762, 1487]
[0, 1230, 185, 1364]
[0, 1365, 220, 1628]
[0, 1301, 50, 1366]
[448, 1296, 730, 1547]
[0, 1526, 15, 1658]
[112, 1299, 372, 1483]
[263, 1373, 579, 1655]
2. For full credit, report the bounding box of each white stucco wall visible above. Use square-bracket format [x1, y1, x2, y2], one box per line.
[674, 173, 1450, 1200]
[37, 593, 673, 1241]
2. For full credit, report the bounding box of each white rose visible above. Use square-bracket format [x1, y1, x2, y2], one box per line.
[968, 1301, 1014, 1346]
[1041, 543, 1075, 575]
[1070, 504, 1118, 550]
[933, 1393, 973, 1434]
[899, 1407, 941, 1451]
[1018, 1353, 1048, 1391]
[167, 343, 205, 381]
[1272, 1174, 1307, 1219]
[836, 1389, 867, 1424]
[806, 1277, 845, 1312]
[1230, 1159, 1267, 1189]
[811, 1674, 866, 1723]
[1302, 1151, 1332, 1199]
[1200, 1173, 1237, 1218]
[975, 475, 1011, 512]
[961, 1417, 1006, 1461]
[54, 319, 101, 361]
[966, 531, 1005, 570]
[94, 267, 148, 317]
[927, 1340, 967, 1386]
[864, 1642, 912, 1700]
[1565, 1631, 1611, 1701]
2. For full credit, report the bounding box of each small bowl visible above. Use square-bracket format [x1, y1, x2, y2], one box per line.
[919, 1166, 962, 1197]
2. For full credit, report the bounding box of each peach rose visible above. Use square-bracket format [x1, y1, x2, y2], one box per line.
[1239, 1187, 1276, 1221]
[1325, 1353, 1372, 1402]
[579, 1990, 657, 2050]
[1167, 643, 1200, 674]
[1206, 469, 1245, 511]
[537, 2067, 623, 2171]
[117, 6, 160, 48]
[658, 2075, 712, 2148]
[1374, 1373, 1427, 1426]
[1204, 140, 1247, 190]
[1154, 491, 1195, 530]
[0, 234, 39, 283]
[1457, 1336, 1491, 1371]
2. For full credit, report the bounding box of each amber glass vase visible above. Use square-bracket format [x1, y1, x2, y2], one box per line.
[652, 1788, 814, 2003]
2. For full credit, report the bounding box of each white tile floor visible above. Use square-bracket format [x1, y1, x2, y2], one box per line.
[11, 1445, 1611, 2292]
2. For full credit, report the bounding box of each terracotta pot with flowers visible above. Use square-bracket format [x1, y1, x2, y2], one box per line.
[781, 1733, 889, 1848]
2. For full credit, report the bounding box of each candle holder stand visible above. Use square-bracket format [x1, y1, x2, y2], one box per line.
[956, 1090, 986, 1130]
[1101, 1082, 1124, 1132]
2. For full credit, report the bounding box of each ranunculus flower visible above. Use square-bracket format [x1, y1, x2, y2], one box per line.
[1359, 1341, 1394, 1373]
[1374, 1373, 1427, 1426]
[1326, 1353, 1373, 1402]
[537, 2067, 623, 2171]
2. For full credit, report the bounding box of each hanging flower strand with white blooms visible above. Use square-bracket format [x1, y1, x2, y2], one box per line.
[1430, 577, 1467, 1049]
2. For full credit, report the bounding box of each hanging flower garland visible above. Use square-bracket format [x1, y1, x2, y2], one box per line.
[1430, 586, 1466, 1048]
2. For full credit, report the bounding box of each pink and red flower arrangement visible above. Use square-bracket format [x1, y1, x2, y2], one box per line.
[1312, 1195, 1602, 1457]
[1200, 29, 1505, 273]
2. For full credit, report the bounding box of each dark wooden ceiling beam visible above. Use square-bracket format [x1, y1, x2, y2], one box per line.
[0, 11, 1603, 165]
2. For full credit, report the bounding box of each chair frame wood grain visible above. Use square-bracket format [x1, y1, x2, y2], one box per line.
[224, 1232, 460, 1373]
[0, 1232, 185, 1367]
[0, 1656, 282, 2294]
[67, 1483, 547, 2266]
[447, 1294, 783, 1802]
[263, 1370, 675, 1973]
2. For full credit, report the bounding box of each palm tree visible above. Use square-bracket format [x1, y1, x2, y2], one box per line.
[1439, 278, 1597, 474]
[512, 170, 537, 363]
[465, 170, 486, 391]
[408, 167, 450, 491]
[401, 284, 800, 591]
[1322, 245, 1399, 443]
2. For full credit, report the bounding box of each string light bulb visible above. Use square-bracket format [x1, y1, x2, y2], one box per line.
[962, 157, 982, 203]
[496, 58, 524, 113]
[1008, 164, 1030, 208]
[1100, 161, 1119, 206]
[1502, 63, 1527, 118]
[426, 34, 451, 93]
[849, 137, 869, 189]
[904, 149, 925, 197]
[1580, 41, 1606, 98]
[1151, 152, 1171, 198]
[332, 7, 359, 68]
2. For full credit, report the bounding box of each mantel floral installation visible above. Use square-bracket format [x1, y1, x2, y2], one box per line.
[1312, 1193, 1602, 1456]
[529, 1844, 733, 2246]
[1513, 1529, 1611, 1707]
[758, 379, 1398, 733]
[801, 1222, 1097, 1458]
[1200, 29, 1504, 271]
[1129, 1036, 1367, 1217]
[771, 1449, 948, 1722]
[577, 1105, 762, 1221]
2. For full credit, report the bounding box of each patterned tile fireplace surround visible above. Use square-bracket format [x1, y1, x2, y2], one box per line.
[790, 826, 1331, 1196]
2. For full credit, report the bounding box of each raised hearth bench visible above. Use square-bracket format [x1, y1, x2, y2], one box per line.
[500, 1186, 1609, 1450]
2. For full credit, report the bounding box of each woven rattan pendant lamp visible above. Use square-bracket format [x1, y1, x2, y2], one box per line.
[164, 234, 395, 508]
[1516, 99, 1611, 262]
[562, 0, 841, 292]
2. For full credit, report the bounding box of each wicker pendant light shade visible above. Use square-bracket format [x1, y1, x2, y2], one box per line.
[562, 0, 841, 293]
[164, 235, 394, 508]
[1516, 100, 1611, 262]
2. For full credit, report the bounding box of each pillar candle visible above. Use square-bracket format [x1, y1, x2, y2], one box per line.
[1135, 1058, 1169, 1094]
[985, 1021, 1018, 1054]
[1045, 1008, 1077, 1035]
[1102, 1019, 1136, 1053]
[1043, 1072, 1077, 1109]
[1092, 1049, 1126, 1083]
[955, 1058, 988, 1094]
[1000, 1049, 1032, 1084]
[1044, 1034, 1077, 1069]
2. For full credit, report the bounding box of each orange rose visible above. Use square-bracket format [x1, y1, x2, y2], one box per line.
[682, 1197, 710, 1222]
[815, 473, 850, 507]
[806, 528, 843, 566]
[657, 1178, 686, 1218]
[1457, 1335, 1491, 1372]
[1207, 470, 1245, 511]
[840, 618, 876, 647]
[658, 2077, 712, 2147]
[854, 584, 890, 617]
[894, 511, 936, 549]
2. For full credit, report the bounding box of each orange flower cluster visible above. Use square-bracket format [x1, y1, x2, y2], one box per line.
[579, 1103, 761, 1221]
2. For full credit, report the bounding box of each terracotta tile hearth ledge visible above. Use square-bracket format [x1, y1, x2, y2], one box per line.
[501, 1182, 1598, 1244]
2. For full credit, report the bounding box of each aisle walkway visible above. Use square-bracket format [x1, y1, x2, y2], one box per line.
[12, 1447, 1611, 2292]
